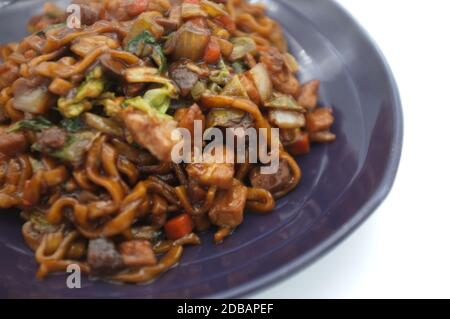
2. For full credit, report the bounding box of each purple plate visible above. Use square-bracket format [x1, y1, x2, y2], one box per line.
[0, 0, 403, 298]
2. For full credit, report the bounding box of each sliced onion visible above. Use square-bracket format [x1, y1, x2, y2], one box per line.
[124, 67, 160, 83]
[200, 0, 228, 17]
[222, 75, 248, 98]
[173, 21, 211, 61]
[265, 93, 304, 111]
[248, 63, 272, 102]
[269, 110, 305, 129]
[283, 53, 300, 73]
[83, 112, 123, 137]
[229, 37, 256, 61]
[181, 3, 207, 19]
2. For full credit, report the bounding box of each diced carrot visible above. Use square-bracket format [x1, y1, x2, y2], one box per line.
[214, 15, 236, 33]
[126, 0, 149, 17]
[203, 37, 221, 64]
[164, 213, 194, 240]
[288, 131, 310, 155]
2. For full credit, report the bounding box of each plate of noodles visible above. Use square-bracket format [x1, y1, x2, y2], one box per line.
[0, 0, 402, 298]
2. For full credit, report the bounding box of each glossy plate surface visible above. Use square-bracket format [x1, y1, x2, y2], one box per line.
[0, 0, 403, 298]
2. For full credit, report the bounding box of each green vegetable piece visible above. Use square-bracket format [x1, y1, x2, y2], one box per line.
[57, 67, 106, 118]
[265, 93, 305, 111]
[229, 37, 257, 61]
[38, 131, 99, 166]
[61, 117, 85, 132]
[209, 58, 230, 86]
[231, 61, 247, 74]
[221, 75, 248, 98]
[191, 81, 207, 100]
[7, 117, 53, 133]
[126, 31, 167, 73]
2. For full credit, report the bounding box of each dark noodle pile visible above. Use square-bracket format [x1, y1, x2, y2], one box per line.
[0, 0, 335, 283]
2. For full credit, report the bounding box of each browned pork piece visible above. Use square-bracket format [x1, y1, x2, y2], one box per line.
[249, 159, 293, 195]
[121, 108, 181, 162]
[209, 179, 248, 228]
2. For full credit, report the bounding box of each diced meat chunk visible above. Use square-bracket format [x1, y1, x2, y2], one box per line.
[259, 46, 301, 97]
[186, 147, 235, 189]
[175, 103, 205, 137]
[122, 108, 181, 162]
[259, 47, 285, 74]
[87, 238, 124, 275]
[119, 240, 157, 267]
[35, 127, 67, 153]
[208, 180, 247, 228]
[169, 60, 199, 97]
[0, 132, 28, 157]
[249, 159, 292, 195]
[298, 80, 320, 110]
[305, 108, 334, 133]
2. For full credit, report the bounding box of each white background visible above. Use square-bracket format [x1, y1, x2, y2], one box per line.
[254, 0, 450, 298]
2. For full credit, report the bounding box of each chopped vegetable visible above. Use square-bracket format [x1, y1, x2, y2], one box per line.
[209, 58, 230, 86]
[181, 3, 207, 19]
[221, 75, 248, 98]
[283, 53, 300, 73]
[34, 131, 99, 166]
[97, 93, 124, 117]
[57, 67, 106, 118]
[200, 0, 228, 17]
[60, 117, 85, 132]
[203, 37, 221, 64]
[126, 31, 167, 73]
[265, 93, 305, 111]
[206, 108, 253, 129]
[173, 20, 211, 61]
[268, 110, 306, 129]
[287, 131, 310, 155]
[123, 79, 178, 115]
[164, 214, 194, 240]
[8, 117, 53, 133]
[229, 37, 256, 61]
[191, 81, 207, 100]
[248, 63, 272, 102]
[124, 11, 164, 44]
[84, 113, 123, 137]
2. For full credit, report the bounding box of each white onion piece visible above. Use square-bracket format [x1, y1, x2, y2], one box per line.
[249, 63, 272, 102]
[269, 110, 305, 129]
